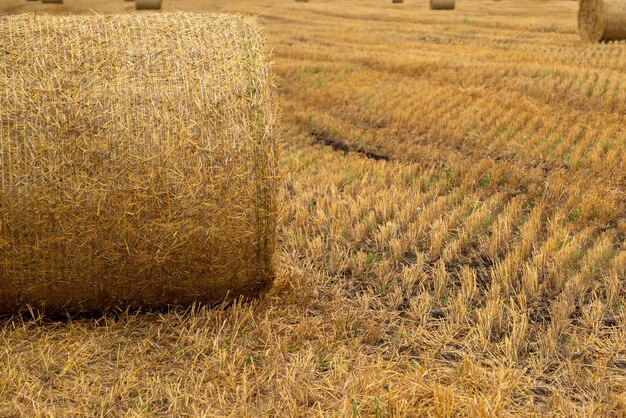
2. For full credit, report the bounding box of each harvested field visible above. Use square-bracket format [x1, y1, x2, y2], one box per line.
[1, 0, 625, 416]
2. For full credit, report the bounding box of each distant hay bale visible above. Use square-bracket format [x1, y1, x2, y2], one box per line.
[430, 0, 455, 9]
[392, 0, 404, 4]
[578, 0, 626, 42]
[136, 0, 162, 10]
[0, 13, 278, 315]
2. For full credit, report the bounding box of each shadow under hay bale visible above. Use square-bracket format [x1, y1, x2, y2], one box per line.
[430, 0, 455, 9]
[41, 0, 63, 3]
[136, 0, 162, 10]
[0, 13, 278, 315]
[578, 0, 626, 42]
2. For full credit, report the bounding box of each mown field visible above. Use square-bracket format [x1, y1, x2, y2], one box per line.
[1, 0, 625, 416]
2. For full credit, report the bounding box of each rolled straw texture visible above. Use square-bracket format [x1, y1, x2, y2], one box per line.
[430, 0, 455, 9]
[136, 0, 162, 10]
[578, 0, 626, 42]
[0, 13, 277, 315]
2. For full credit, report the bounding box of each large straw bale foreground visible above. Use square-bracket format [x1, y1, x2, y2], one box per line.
[0, 13, 277, 315]
[578, 0, 626, 41]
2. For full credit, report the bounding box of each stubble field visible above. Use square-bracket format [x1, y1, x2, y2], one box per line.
[1, 0, 625, 416]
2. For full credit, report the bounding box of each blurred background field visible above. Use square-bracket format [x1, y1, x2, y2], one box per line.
[1, 0, 624, 416]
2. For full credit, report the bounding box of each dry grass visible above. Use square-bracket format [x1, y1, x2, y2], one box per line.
[0, 0, 625, 416]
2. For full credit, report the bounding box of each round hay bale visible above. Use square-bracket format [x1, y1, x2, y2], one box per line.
[578, 0, 626, 42]
[136, 0, 162, 10]
[0, 13, 278, 315]
[430, 0, 455, 9]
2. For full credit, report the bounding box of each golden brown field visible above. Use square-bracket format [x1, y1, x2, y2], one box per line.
[1, 0, 625, 416]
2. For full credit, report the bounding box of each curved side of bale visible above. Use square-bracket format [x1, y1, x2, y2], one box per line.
[430, 0, 455, 10]
[136, 0, 162, 10]
[0, 13, 278, 315]
[604, 0, 626, 38]
[579, 0, 626, 42]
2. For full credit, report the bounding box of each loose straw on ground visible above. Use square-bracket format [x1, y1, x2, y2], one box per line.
[578, 0, 626, 42]
[0, 13, 278, 315]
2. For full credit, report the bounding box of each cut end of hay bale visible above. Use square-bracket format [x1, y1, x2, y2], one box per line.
[136, 0, 162, 10]
[430, 0, 455, 9]
[579, 0, 626, 42]
[579, 0, 608, 41]
[0, 13, 278, 315]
